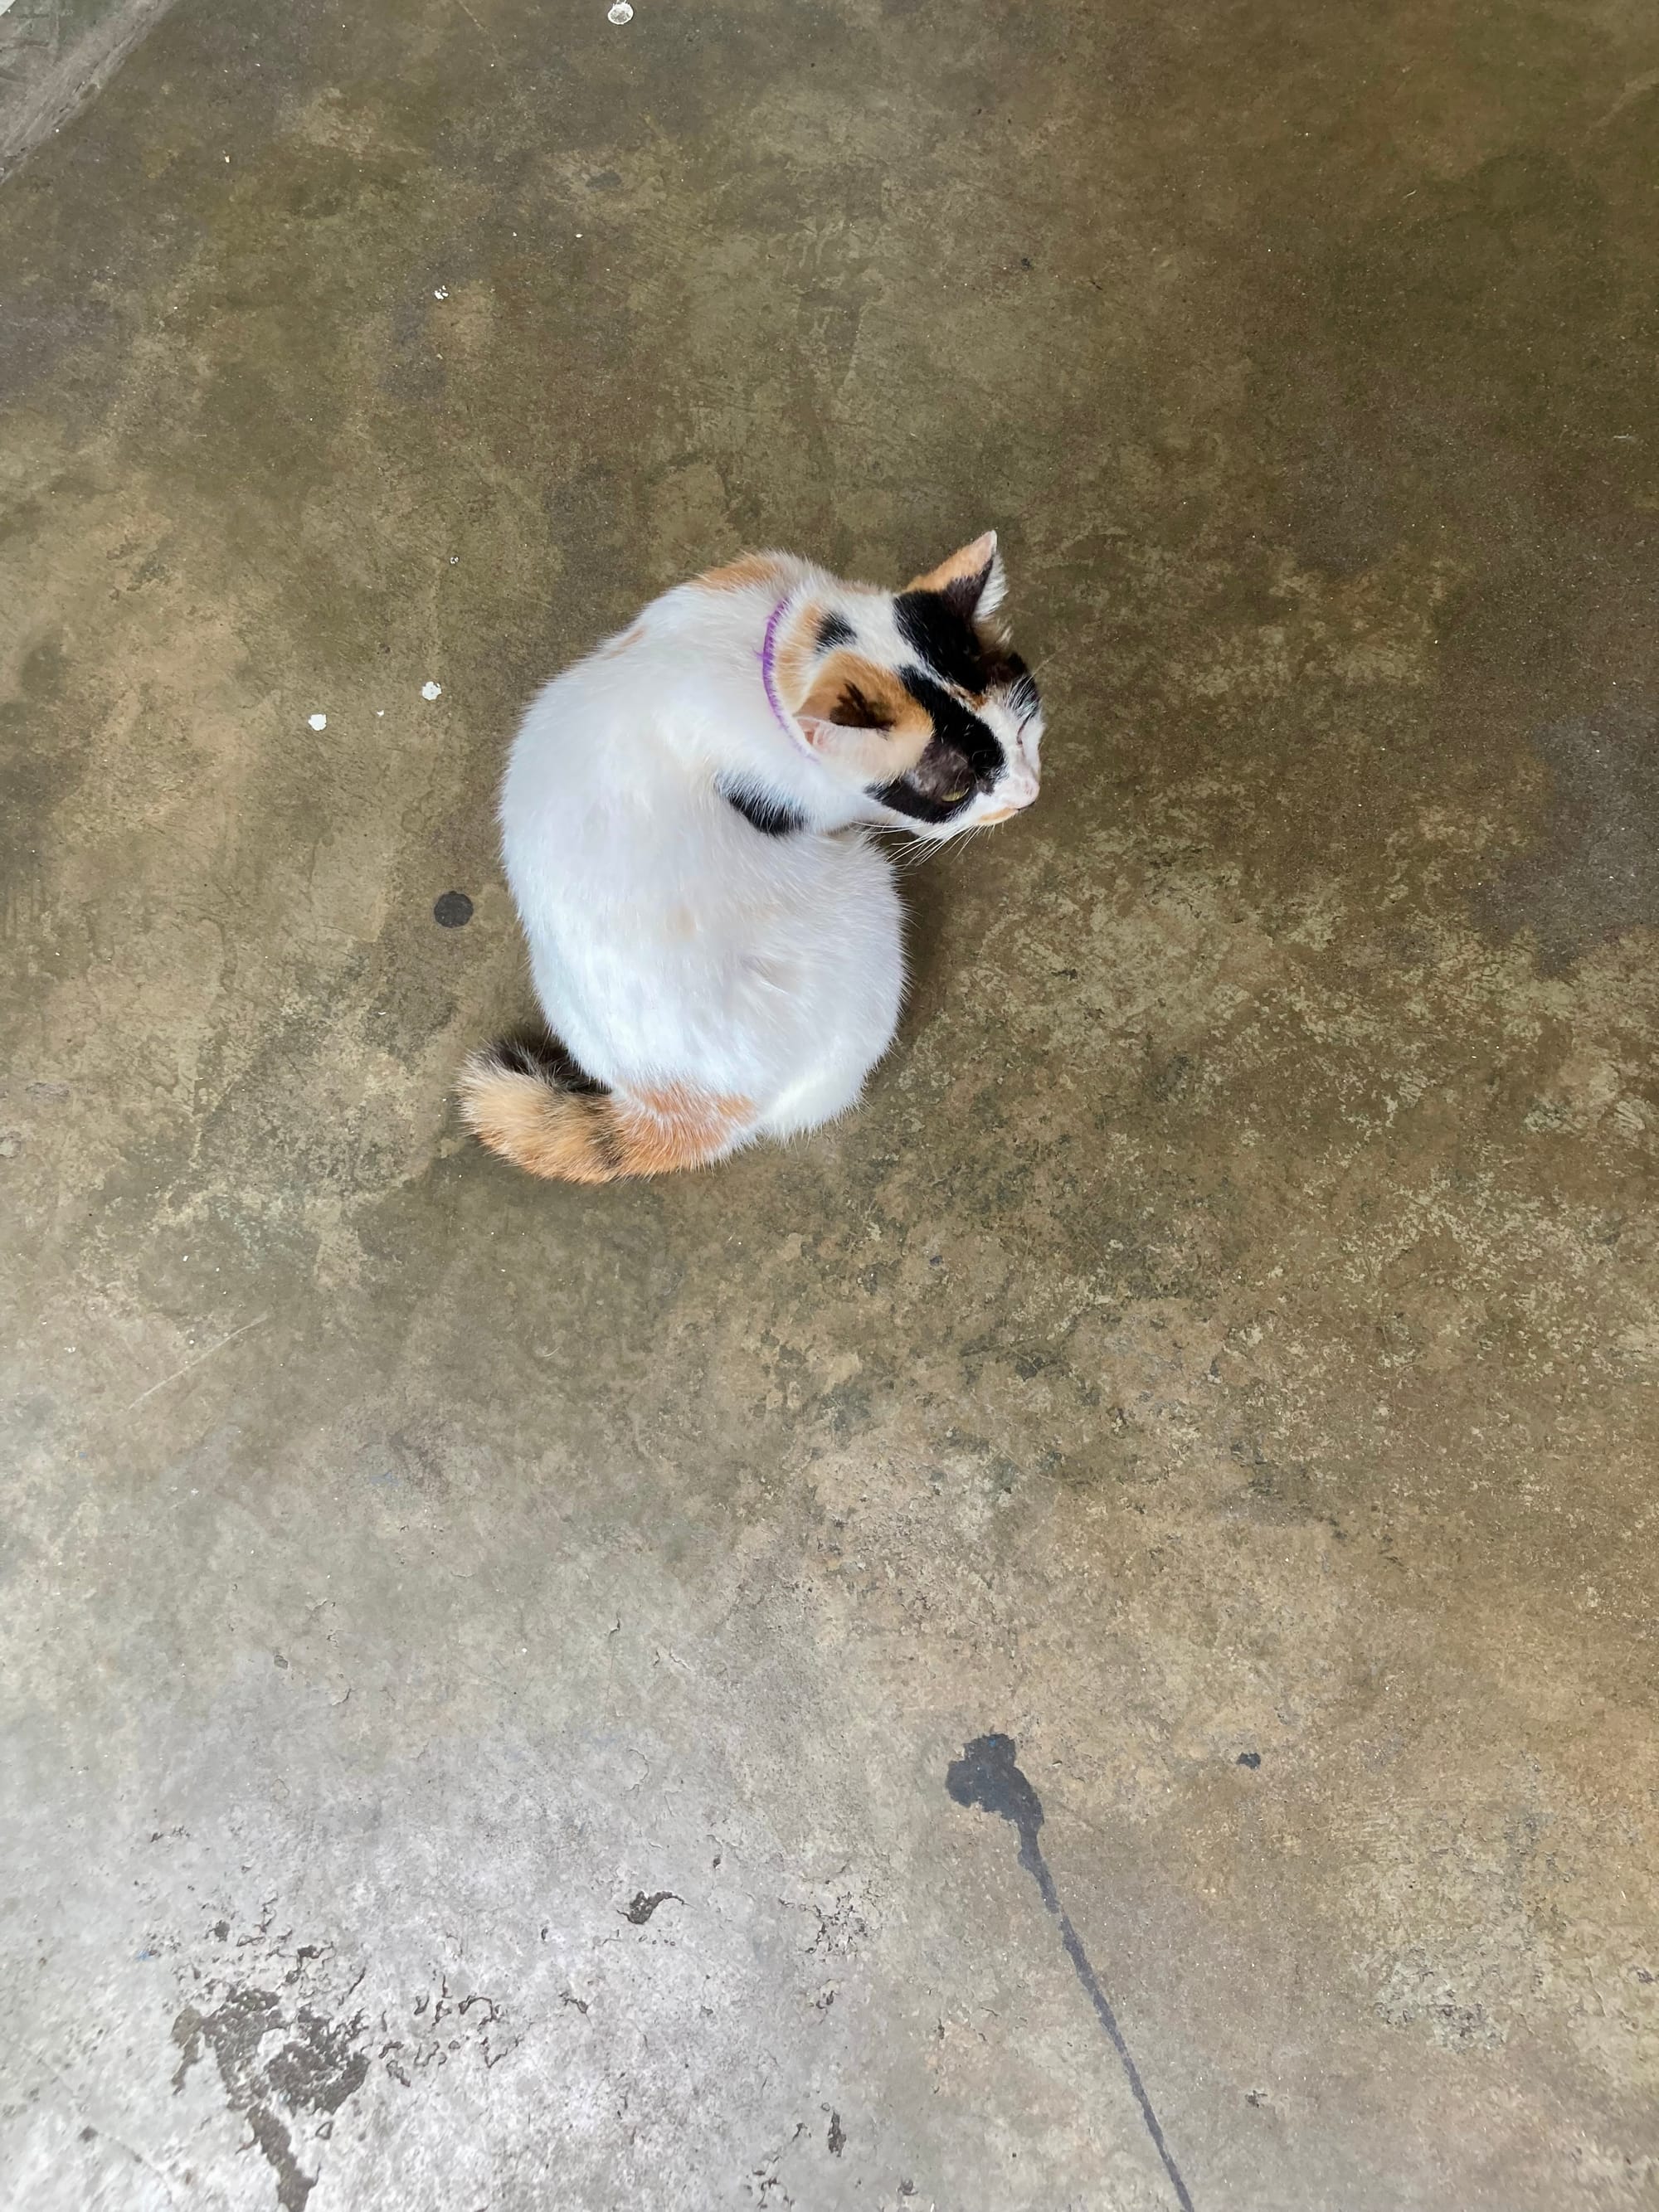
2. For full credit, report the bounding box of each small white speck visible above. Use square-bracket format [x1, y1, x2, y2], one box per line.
[433, 284, 449, 299]
[308, 712, 327, 731]
[607, 2, 633, 22]
[376, 709, 385, 717]
[223, 154, 231, 163]
[450, 555, 460, 565]
[421, 681, 442, 701]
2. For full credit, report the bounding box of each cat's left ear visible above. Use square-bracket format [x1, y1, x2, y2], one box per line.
[798, 714, 903, 783]
[799, 665, 930, 780]
[906, 530, 1007, 621]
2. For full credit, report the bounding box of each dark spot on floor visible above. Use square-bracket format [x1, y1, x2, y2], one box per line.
[622, 1890, 679, 1924]
[946, 1733, 1045, 1863]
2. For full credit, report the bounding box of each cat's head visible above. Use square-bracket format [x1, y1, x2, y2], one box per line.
[782, 533, 1044, 838]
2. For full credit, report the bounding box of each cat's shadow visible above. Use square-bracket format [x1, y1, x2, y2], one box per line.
[889, 842, 959, 1041]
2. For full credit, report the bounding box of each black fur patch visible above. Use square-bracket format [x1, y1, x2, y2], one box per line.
[894, 588, 989, 693]
[899, 668, 1005, 780]
[496, 1033, 607, 1095]
[816, 610, 855, 653]
[720, 779, 808, 835]
[870, 758, 962, 822]
[872, 668, 1006, 823]
[831, 681, 894, 731]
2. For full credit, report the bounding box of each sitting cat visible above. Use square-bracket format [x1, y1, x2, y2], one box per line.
[460, 532, 1044, 1182]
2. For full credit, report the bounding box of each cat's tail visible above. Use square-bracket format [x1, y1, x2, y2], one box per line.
[458, 1040, 752, 1184]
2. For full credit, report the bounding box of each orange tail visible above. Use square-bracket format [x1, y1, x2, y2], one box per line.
[458, 1043, 752, 1184]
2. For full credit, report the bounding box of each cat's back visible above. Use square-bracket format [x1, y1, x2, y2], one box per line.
[504, 614, 667, 819]
[499, 604, 693, 924]
[503, 562, 806, 823]
[499, 582, 825, 955]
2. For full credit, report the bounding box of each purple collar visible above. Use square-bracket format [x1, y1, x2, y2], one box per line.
[759, 594, 813, 756]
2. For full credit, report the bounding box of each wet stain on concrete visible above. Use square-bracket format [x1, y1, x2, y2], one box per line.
[172, 1985, 367, 2212]
[948, 1733, 1196, 2211]
[163, 1913, 513, 2207]
[622, 1889, 680, 1925]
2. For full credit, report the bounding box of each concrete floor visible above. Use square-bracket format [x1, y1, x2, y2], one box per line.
[3, 0, 1658, 2205]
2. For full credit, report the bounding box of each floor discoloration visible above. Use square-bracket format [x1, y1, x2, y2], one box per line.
[949, 1733, 1195, 2210]
[1474, 706, 1659, 969]
[0, 0, 180, 182]
[2, 0, 1657, 2205]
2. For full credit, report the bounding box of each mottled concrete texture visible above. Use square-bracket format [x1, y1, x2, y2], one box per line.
[2, 0, 1657, 2206]
[0, 0, 179, 181]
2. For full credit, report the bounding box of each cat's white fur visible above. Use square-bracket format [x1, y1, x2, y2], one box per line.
[494, 542, 1041, 1166]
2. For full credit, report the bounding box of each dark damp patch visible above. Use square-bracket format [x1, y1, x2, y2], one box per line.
[173, 1986, 371, 2212]
[1472, 704, 1659, 970]
[433, 890, 473, 926]
[621, 1889, 679, 1924]
[816, 610, 855, 653]
[719, 779, 808, 835]
[946, 1734, 1195, 2212]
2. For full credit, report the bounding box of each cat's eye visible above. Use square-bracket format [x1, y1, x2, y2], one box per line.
[942, 785, 970, 802]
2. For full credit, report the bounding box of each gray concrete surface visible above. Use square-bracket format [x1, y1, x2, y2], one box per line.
[0, 0, 178, 181]
[3, 0, 1658, 2206]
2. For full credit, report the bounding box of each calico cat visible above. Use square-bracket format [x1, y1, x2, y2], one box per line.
[460, 532, 1044, 1183]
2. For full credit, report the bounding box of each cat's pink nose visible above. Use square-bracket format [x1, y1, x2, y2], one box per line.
[983, 775, 1039, 823]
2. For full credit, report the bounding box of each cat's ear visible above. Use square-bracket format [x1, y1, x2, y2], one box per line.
[799, 709, 904, 784]
[907, 530, 1006, 621]
[799, 667, 928, 780]
[800, 664, 916, 778]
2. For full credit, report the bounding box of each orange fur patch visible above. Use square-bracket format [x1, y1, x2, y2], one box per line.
[610, 1086, 752, 1176]
[771, 597, 822, 712]
[597, 620, 645, 658]
[460, 1053, 752, 1184]
[800, 650, 932, 772]
[906, 531, 997, 596]
[697, 552, 791, 595]
[458, 1058, 616, 1184]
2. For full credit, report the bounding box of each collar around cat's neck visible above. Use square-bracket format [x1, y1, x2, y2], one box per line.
[759, 594, 815, 758]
